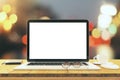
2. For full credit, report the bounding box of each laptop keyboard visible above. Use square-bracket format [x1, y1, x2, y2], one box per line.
[28, 63, 62, 65]
[27, 62, 89, 66]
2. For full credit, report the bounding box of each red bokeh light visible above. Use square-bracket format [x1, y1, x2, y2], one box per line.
[22, 34, 27, 45]
[89, 22, 94, 31]
[89, 36, 110, 47]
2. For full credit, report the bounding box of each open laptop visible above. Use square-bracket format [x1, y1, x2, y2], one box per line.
[15, 20, 100, 70]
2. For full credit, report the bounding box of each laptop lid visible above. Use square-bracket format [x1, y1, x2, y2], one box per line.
[27, 20, 89, 62]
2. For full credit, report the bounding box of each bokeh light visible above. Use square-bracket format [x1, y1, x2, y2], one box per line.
[89, 36, 95, 46]
[40, 16, 50, 20]
[8, 32, 20, 42]
[2, 4, 11, 13]
[112, 17, 120, 26]
[3, 20, 12, 31]
[0, 0, 119, 59]
[90, 35, 111, 46]
[102, 39, 111, 45]
[96, 45, 114, 59]
[108, 24, 117, 35]
[89, 22, 94, 31]
[22, 35, 27, 45]
[118, 12, 120, 18]
[100, 4, 117, 16]
[94, 37, 103, 45]
[98, 14, 112, 29]
[0, 12, 7, 22]
[101, 30, 111, 41]
[92, 28, 101, 38]
[9, 14, 18, 24]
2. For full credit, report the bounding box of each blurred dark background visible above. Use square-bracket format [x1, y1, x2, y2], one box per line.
[0, 0, 120, 59]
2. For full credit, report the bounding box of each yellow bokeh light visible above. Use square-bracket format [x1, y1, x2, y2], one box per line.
[100, 4, 117, 16]
[2, 4, 11, 13]
[0, 12, 7, 22]
[118, 12, 120, 18]
[92, 28, 101, 38]
[40, 16, 50, 20]
[112, 17, 120, 26]
[9, 14, 17, 24]
[3, 20, 12, 31]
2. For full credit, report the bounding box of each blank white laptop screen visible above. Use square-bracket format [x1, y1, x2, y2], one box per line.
[29, 21, 87, 60]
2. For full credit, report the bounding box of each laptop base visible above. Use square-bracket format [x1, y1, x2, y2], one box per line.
[14, 62, 100, 70]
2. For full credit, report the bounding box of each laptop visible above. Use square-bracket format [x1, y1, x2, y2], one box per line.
[15, 20, 100, 70]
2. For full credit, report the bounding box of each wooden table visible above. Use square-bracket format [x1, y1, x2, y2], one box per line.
[0, 59, 120, 80]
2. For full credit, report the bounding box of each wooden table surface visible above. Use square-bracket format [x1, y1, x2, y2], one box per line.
[0, 59, 120, 80]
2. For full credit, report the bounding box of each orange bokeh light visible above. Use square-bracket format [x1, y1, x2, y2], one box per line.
[89, 36, 110, 47]
[22, 35, 27, 45]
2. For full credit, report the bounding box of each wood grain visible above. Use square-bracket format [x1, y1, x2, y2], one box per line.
[0, 77, 120, 80]
[0, 59, 120, 80]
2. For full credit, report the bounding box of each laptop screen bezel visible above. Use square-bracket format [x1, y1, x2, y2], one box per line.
[27, 20, 89, 62]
